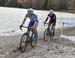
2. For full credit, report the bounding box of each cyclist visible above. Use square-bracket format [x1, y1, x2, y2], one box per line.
[20, 8, 38, 37]
[44, 10, 56, 36]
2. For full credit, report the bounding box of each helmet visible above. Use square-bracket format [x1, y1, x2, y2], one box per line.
[27, 8, 33, 14]
[49, 10, 54, 14]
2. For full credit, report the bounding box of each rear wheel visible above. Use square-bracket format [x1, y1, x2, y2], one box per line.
[31, 33, 37, 47]
[20, 33, 28, 52]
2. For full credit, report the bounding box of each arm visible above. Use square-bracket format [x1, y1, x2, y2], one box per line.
[21, 14, 28, 26]
[20, 17, 27, 30]
[20, 14, 28, 30]
[44, 15, 49, 24]
[54, 14, 56, 26]
[21, 17, 26, 26]
[44, 16, 48, 23]
[44, 14, 50, 23]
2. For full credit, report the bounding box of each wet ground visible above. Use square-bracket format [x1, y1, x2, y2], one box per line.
[0, 27, 75, 58]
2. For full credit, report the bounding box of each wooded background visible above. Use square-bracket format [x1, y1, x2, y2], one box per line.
[0, 0, 75, 10]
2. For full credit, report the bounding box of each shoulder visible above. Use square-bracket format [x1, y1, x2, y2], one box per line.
[53, 13, 56, 16]
[32, 13, 37, 16]
[32, 13, 38, 18]
[48, 14, 50, 16]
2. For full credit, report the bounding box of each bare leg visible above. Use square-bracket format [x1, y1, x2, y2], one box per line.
[33, 22, 38, 34]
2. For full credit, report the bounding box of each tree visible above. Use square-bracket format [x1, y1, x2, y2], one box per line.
[68, 0, 75, 9]
[0, 0, 5, 6]
[32, 0, 39, 9]
[43, 0, 48, 9]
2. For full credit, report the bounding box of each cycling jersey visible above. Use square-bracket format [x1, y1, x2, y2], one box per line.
[25, 13, 38, 27]
[48, 13, 56, 26]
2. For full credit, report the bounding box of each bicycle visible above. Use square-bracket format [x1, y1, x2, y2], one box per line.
[43, 23, 55, 42]
[20, 26, 38, 52]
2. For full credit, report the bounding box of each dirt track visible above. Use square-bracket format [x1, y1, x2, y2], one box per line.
[0, 27, 75, 58]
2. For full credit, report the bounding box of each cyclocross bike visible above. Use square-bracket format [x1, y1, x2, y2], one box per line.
[43, 23, 55, 42]
[20, 26, 38, 52]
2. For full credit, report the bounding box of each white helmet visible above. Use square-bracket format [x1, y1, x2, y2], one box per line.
[27, 8, 33, 14]
[49, 10, 54, 14]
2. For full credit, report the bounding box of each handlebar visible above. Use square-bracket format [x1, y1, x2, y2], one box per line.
[22, 26, 28, 28]
[44, 22, 48, 26]
[22, 26, 32, 30]
[44, 23, 48, 24]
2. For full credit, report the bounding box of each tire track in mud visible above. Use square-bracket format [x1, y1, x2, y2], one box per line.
[1, 27, 75, 58]
[0, 29, 61, 58]
[0, 46, 21, 58]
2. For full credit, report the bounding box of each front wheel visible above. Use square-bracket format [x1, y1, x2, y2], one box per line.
[43, 29, 49, 42]
[20, 33, 28, 52]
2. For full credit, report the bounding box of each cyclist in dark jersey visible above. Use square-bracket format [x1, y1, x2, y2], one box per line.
[44, 10, 56, 36]
[44, 10, 56, 26]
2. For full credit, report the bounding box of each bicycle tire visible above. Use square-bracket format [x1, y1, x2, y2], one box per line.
[31, 33, 37, 47]
[20, 33, 28, 52]
[43, 29, 49, 42]
[51, 27, 55, 36]
[49, 26, 55, 40]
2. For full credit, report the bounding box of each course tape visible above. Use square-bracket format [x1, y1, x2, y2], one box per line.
[63, 22, 75, 26]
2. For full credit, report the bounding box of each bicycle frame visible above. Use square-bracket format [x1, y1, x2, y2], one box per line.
[43, 23, 55, 41]
[20, 26, 37, 52]
[45, 23, 54, 32]
[22, 26, 33, 34]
